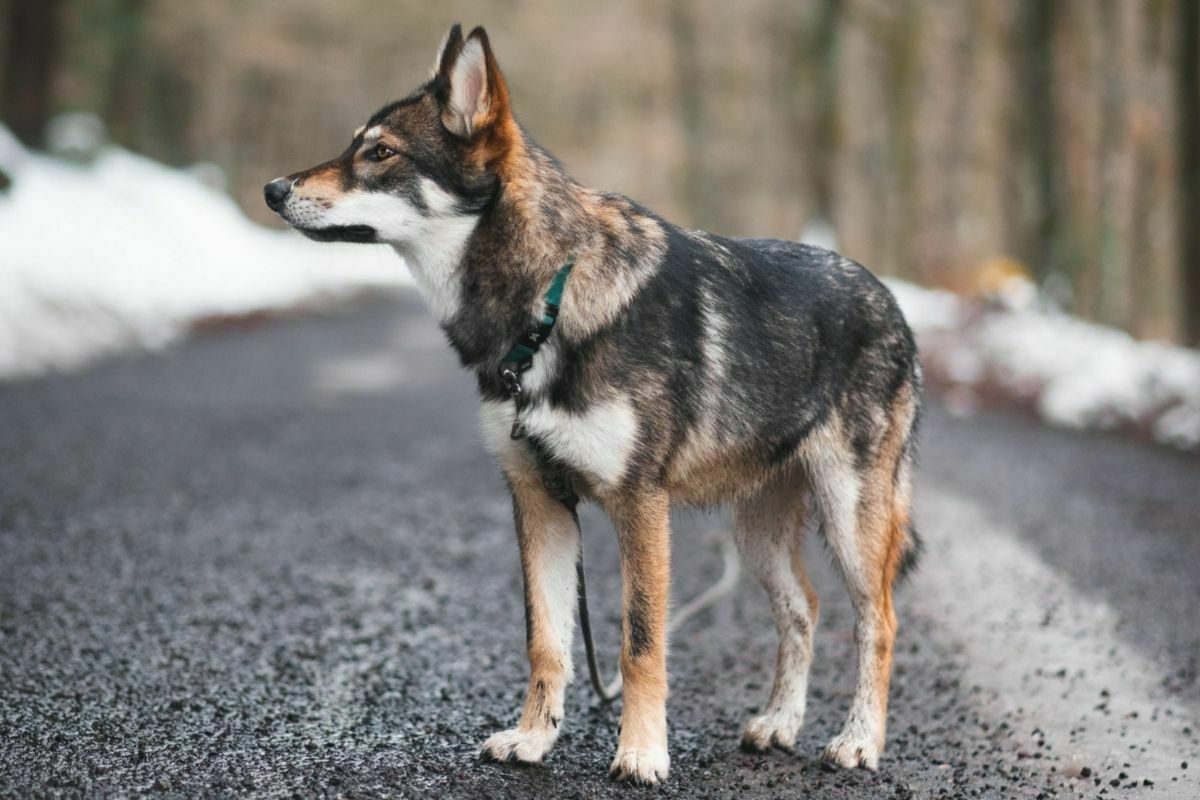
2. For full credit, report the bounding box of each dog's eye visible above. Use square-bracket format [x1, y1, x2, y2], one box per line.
[373, 143, 396, 161]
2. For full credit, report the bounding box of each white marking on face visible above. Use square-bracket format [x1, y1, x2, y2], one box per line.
[362, 125, 383, 143]
[520, 395, 640, 488]
[283, 187, 477, 325]
[394, 214, 477, 324]
[418, 177, 459, 216]
[353, 125, 365, 139]
[311, 191, 420, 239]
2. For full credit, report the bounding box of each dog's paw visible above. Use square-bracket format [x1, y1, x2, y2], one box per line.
[821, 728, 882, 770]
[739, 707, 806, 752]
[609, 745, 670, 785]
[479, 727, 558, 765]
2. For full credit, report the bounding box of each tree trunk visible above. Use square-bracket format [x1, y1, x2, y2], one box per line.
[1179, 0, 1200, 345]
[810, 0, 841, 222]
[1, 0, 64, 148]
[104, 0, 150, 151]
[1016, 0, 1061, 285]
[668, 0, 708, 230]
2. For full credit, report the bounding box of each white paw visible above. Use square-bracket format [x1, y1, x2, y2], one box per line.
[480, 727, 558, 764]
[740, 706, 806, 752]
[821, 727, 882, 770]
[609, 745, 670, 785]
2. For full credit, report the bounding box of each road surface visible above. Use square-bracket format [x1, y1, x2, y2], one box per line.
[1, 293, 1198, 798]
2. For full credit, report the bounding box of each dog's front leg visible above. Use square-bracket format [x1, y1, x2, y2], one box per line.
[481, 470, 579, 765]
[606, 489, 671, 784]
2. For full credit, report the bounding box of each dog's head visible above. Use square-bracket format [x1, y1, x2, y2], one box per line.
[264, 24, 515, 246]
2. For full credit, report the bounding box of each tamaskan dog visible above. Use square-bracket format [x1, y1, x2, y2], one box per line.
[265, 24, 921, 785]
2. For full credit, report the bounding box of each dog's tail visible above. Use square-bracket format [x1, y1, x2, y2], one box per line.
[890, 370, 923, 584]
[895, 520, 922, 582]
[888, 440, 922, 584]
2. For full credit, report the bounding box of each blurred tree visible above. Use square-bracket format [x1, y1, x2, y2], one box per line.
[668, 0, 709, 230]
[1180, 0, 1200, 345]
[20, 0, 1199, 345]
[783, 0, 841, 226]
[881, 0, 919, 280]
[1013, 0, 1062, 287]
[95, 0, 196, 165]
[1, 0, 64, 147]
[103, 0, 148, 148]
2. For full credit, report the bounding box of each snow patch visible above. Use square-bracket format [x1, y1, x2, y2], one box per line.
[0, 126, 410, 381]
[885, 277, 1200, 451]
[884, 279, 965, 333]
[4, 126, 1196, 452]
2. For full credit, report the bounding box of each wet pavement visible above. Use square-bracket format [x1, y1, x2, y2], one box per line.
[1, 292, 1198, 798]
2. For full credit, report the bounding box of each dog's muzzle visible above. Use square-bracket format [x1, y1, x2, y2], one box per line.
[263, 178, 291, 212]
[263, 176, 377, 243]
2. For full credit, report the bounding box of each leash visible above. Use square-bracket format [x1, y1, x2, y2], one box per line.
[500, 256, 741, 703]
[577, 531, 741, 702]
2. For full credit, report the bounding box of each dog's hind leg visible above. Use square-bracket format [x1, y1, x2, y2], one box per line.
[733, 469, 819, 752]
[809, 398, 917, 770]
[480, 468, 579, 765]
[605, 488, 672, 785]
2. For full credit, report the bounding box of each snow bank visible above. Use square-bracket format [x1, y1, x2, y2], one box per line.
[4, 131, 1196, 451]
[0, 125, 409, 380]
[886, 277, 1200, 451]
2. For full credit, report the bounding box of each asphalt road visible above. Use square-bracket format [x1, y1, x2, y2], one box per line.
[1, 292, 1198, 799]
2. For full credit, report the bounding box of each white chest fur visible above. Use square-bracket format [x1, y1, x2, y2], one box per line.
[480, 396, 640, 489]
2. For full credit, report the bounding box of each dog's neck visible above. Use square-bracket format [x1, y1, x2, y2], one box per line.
[440, 133, 598, 368]
[407, 123, 667, 379]
[482, 135, 594, 285]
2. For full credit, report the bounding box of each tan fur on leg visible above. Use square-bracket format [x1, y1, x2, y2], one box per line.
[808, 395, 915, 770]
[604, 489, 671, 784]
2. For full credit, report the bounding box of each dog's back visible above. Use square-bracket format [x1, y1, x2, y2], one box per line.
[586, 230, 919, 509]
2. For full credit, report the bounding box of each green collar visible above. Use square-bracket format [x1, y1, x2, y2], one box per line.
[499, 255, 575, 439]
[500, 255, 574, 373]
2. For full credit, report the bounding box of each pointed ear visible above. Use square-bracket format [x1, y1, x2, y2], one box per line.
[441, 27, 510, 138]
[430, 24, 464, 80]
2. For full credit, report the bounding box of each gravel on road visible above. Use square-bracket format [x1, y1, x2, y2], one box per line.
[1, 293, 1197, 798]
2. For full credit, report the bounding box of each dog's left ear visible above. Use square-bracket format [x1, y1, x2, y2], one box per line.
[430, 24, 464, 80]
[436, 26, 512, 139]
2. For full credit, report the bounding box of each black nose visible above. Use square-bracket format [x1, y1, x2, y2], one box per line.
[263, 178, 291, 212]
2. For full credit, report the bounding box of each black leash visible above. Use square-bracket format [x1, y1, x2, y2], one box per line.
[576, 532, 620, 703]
[498, 256, 620, 702]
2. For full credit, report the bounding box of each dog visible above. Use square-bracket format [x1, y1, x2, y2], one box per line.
[264, 24, 921, 785]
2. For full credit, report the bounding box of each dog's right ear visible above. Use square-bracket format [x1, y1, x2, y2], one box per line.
[430, 24, 464, 81]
